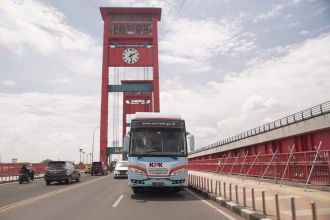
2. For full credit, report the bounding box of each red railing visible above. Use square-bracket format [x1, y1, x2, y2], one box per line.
[0, 163, 46, 175]
[193, 101, 330, 154]
[188, 150, 330, 185]
[0, 163, 88, 176]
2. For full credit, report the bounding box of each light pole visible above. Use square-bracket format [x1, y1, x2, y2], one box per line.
[89, 153, 92, 164]
[92, 126, 99, 163]
[79, 148, 83, 164]
[83, 151, 85, 164]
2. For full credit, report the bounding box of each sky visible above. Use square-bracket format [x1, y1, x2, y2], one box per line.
[0, 0, 329, 163]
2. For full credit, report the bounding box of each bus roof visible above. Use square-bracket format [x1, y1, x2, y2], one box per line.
[132, 112, 182, 120]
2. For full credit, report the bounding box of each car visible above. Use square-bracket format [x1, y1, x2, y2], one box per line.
[91, 162, 108, 176]
[44, 161, 80, 185]
[113, 161, 128, 179]
[84, 164, 91, 174]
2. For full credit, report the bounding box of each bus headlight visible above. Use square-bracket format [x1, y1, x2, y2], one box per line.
[170, 168, 187, 176]
[130, 167, 146, 176]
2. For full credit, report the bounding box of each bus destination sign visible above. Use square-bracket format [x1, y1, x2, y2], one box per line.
[131, 120, 184, 128]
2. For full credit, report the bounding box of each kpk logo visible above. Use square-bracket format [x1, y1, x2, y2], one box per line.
[149, 162, 163, 168]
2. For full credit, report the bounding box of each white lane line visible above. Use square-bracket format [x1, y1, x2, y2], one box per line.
[112, 195, 124, 208]
[185, 188, 237, 220]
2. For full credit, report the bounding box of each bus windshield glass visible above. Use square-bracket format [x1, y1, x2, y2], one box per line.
[130, 127, 186, 157]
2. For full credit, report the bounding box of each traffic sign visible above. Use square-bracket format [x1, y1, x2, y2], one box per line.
[107, 147, 123, 155]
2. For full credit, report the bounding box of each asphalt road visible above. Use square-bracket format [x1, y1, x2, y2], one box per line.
[0, 173, 243, 220]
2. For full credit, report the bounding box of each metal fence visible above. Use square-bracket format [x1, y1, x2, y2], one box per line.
[191, 101, 330, 155]
[0, 163, 46, 176]
[0, 163, 89, 184]
[188, 150, 330, 185]
[0, 173, 45, 183]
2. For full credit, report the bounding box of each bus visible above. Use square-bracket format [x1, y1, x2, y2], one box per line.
[123, 113, 194, 193]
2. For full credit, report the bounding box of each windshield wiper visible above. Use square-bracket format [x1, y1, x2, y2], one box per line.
[145, 150, 160, 153]
[137, 155, 144, 159]
[135, 150, 181, 159]
[137, 150, 159, 159]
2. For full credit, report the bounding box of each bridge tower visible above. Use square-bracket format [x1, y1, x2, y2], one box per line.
[99, 7, 162, 163]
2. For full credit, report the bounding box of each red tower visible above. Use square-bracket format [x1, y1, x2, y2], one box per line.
[99, 7, 162, 163]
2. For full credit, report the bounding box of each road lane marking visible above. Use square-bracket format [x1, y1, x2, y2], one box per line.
[112, 195, 124, 207]
[0, 176, 108, 213]
[185, 188, 237, 220]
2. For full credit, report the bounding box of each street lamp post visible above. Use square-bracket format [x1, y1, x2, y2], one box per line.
[92, 126, 99, 163]
[89, 153, 92, 164]
[83, 151, 85, 164]
[79, 148, 83, 164]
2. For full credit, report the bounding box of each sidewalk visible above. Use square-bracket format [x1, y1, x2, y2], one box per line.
[189, 170, 330, 220]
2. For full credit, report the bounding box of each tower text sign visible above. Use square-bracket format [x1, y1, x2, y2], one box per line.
[107, 147, 123, 155]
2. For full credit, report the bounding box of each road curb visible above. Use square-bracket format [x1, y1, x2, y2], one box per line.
[188, 185, 270, 220]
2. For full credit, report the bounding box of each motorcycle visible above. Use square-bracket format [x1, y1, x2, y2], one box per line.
[29, 170, 35, 181]
[18, 172, 30, 184]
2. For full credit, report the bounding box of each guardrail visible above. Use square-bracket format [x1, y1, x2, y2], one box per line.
[0, 173, 45, 183]
[0, 163, 46, 175]
[0, 163, 89, 184]
[188, 149, 330, 186]
[192, 101, 330, 154]
[188, 174, 321, 220]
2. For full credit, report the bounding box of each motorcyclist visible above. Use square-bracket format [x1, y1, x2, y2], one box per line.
[20, 164, 30, 183]
[27, 163, 35, 181]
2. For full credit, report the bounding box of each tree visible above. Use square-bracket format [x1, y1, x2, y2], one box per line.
[41, 159, 53, 164]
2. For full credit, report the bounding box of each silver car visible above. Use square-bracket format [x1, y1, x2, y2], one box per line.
[113, 161, 128, 179]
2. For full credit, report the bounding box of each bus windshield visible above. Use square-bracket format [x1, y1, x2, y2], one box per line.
[130, 127, 186, 157]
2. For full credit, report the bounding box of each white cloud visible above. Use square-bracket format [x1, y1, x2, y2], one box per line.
[311, 5, 328, 17]
[160, 17, 255, 73]
[0, 0, 101, 76]
[246, 45, 292, 66]
[292, 0, 302, 4]
[242, 95, 278, 112]
[299, 25, 330, 36]
[0, 0, 99, 55]
[254, 4, 284, 22]
[41, 78, 70, 85]
[0, 92, 100, 163]
[1, 79, 17, 86]
[160, 34, 330, 148]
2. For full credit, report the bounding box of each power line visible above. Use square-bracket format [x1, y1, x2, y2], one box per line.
[163, 0, 186, 32]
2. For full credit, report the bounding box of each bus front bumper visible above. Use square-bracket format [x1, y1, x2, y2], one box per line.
[128, 177, 188, 188]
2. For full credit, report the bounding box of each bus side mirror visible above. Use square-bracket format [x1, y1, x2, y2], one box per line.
[186, 132, 195, 152]
[123, 135, 130, 152]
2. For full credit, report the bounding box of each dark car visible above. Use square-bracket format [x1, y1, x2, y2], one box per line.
[44, 161, 80, 185]
[91, 162, 108, 176]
